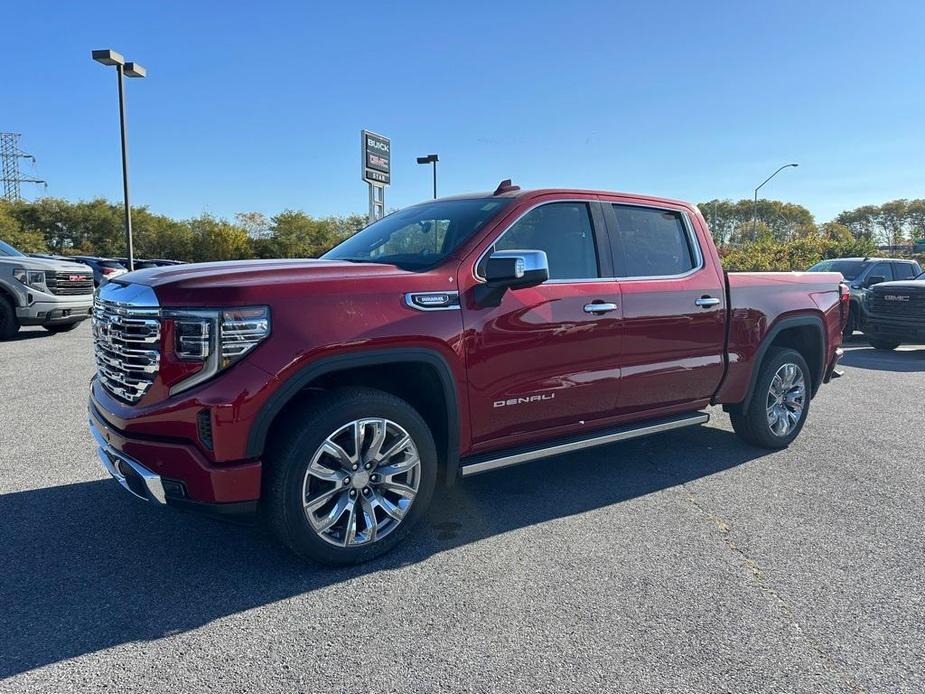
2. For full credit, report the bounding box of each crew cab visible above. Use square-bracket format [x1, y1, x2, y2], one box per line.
[863, 271, 925, 349]
[88, 182, 847, 564]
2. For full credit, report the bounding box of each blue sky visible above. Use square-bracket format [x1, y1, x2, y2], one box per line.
[5, 1, 923, 222]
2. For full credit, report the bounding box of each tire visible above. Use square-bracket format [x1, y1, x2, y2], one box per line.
[0, 296, 20, 340]
[729, 347, 811, 449]
[869, 338, 900, 351]
[265, 387, 438, 565]
[44, 321, 81, 333]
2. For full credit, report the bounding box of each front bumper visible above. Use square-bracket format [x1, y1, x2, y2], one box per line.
[17, 295, 93, 325]
[88, 402, 262, 512]
[90, 413, 168, 504]
[865, 318, 925, 342]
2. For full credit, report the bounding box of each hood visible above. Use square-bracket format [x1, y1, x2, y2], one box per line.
[871, 279, 925, 292]
[123, 258, 412, 290]
[0, 255, 93, 273]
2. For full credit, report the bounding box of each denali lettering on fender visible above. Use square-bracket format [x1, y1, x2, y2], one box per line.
[494, 393, 556, 408]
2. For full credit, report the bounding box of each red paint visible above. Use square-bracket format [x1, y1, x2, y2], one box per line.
[89, 189, 844, 505]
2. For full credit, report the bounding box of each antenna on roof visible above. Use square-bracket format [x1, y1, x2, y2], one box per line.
[493, 179, 520, 196]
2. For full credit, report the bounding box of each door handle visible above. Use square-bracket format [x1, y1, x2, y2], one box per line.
[583, 302, 618, 314]
[695, 296, 721, 308]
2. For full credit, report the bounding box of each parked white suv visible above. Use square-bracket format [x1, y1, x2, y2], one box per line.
[0, 240, 94, 339]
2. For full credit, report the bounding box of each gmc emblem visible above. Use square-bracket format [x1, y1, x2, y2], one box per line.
[883, 295, 910, 302]
[68, 275, 83, 282]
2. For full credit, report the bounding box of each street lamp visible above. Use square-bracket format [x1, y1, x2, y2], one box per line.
[416, 154, 439, 199]
[92, 49, 146, 271]
[753, 163, 798, 233]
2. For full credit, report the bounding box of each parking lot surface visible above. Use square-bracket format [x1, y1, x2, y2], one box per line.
[1, 323, 923, 693]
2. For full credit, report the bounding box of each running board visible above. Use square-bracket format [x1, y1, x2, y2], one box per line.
[459, 412, 710, 477]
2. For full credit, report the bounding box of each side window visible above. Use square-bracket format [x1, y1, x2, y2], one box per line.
[610, 205, 698, 277]
[893, 262, 916, 281]
[491, 202, 599, 280]
[868, 262, 894, 283]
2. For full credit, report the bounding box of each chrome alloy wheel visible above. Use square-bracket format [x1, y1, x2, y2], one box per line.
[766, 362, 806, 437]
[302, 418, 421, 547]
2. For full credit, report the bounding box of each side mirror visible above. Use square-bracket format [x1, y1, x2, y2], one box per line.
[484, 250, 549, 289]
[866, 275, 886, 288]
[476, 249, 549, 307]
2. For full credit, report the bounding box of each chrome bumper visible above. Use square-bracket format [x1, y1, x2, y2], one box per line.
[89, 414, 167, 505]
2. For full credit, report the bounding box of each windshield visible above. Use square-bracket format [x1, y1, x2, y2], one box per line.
[322, 198, 513, 270]
[808, 259, 867, 280]
[0, 239, 25, 257]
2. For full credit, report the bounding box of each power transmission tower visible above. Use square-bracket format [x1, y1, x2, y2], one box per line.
[1, 132, 46, 201]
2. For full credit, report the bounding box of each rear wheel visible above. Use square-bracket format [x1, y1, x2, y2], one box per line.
[265, 387, 437, 565]
[869, 338, 900, 351]
[44, 321, 81, 333]
[730, 347, 810, 449]
[0, 296, 19, 340]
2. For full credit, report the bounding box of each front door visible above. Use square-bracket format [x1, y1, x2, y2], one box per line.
[461, 199, 623, 450]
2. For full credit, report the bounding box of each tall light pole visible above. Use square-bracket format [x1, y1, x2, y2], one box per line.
[92, 49, 146, 271]
[753, 163, 798, 234]
[416, 154, 438, 199]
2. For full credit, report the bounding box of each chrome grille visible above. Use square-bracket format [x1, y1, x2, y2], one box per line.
[92, 285, 161, 403]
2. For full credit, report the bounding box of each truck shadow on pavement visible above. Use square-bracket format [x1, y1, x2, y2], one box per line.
[840, 346, 925, 372]
[0, 425, 766, 679]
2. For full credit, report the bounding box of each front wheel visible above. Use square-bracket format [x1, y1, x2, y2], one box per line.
[0, 297, 19, 340]
[730, 347, 811, 449]
[265, 387, 437, 565]
[869, 338, 900, 351]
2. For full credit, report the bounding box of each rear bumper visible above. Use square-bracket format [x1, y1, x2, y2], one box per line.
[88, 401, 262, 511]
[823, 347, 844, 383]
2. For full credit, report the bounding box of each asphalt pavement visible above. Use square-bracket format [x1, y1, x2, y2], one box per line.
[1, 324, 923, 693]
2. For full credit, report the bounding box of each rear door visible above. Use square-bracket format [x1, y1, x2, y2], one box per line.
[602, 201, 726, 414]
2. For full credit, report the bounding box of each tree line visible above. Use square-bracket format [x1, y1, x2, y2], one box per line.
[1, 195, 922, 273]
[0, 197, 366, 261]
[700, 197, 925, 247]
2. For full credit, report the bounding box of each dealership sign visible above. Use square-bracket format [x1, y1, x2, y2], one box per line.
[362, 130, 390, 186]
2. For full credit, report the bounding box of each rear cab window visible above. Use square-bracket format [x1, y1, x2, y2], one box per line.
[608, 204, 700, 278]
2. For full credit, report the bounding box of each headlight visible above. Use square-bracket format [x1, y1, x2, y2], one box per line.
[163, 306, 270, 395]
[12, 268, 47, 289]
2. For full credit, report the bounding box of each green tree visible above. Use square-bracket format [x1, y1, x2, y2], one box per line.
[698, 198, 814, 244]
[187, 214, 253, 262]
[0, 202, 47, 252]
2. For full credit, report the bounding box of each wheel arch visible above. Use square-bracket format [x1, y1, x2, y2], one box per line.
[247, 348, 461, 483]
[740, 314, 826, 414]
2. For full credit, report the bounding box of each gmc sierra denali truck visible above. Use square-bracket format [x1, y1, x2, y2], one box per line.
[0, 239, 94, 339]
[88, 182, 847, 564]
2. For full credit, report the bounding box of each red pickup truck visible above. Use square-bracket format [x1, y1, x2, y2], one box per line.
[89, 182, 847, 564]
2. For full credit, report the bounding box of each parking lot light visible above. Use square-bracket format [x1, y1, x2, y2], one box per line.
[91, 48, 146, 272]
[752, 163, 799, 233]
[416, 154, 439, 199]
